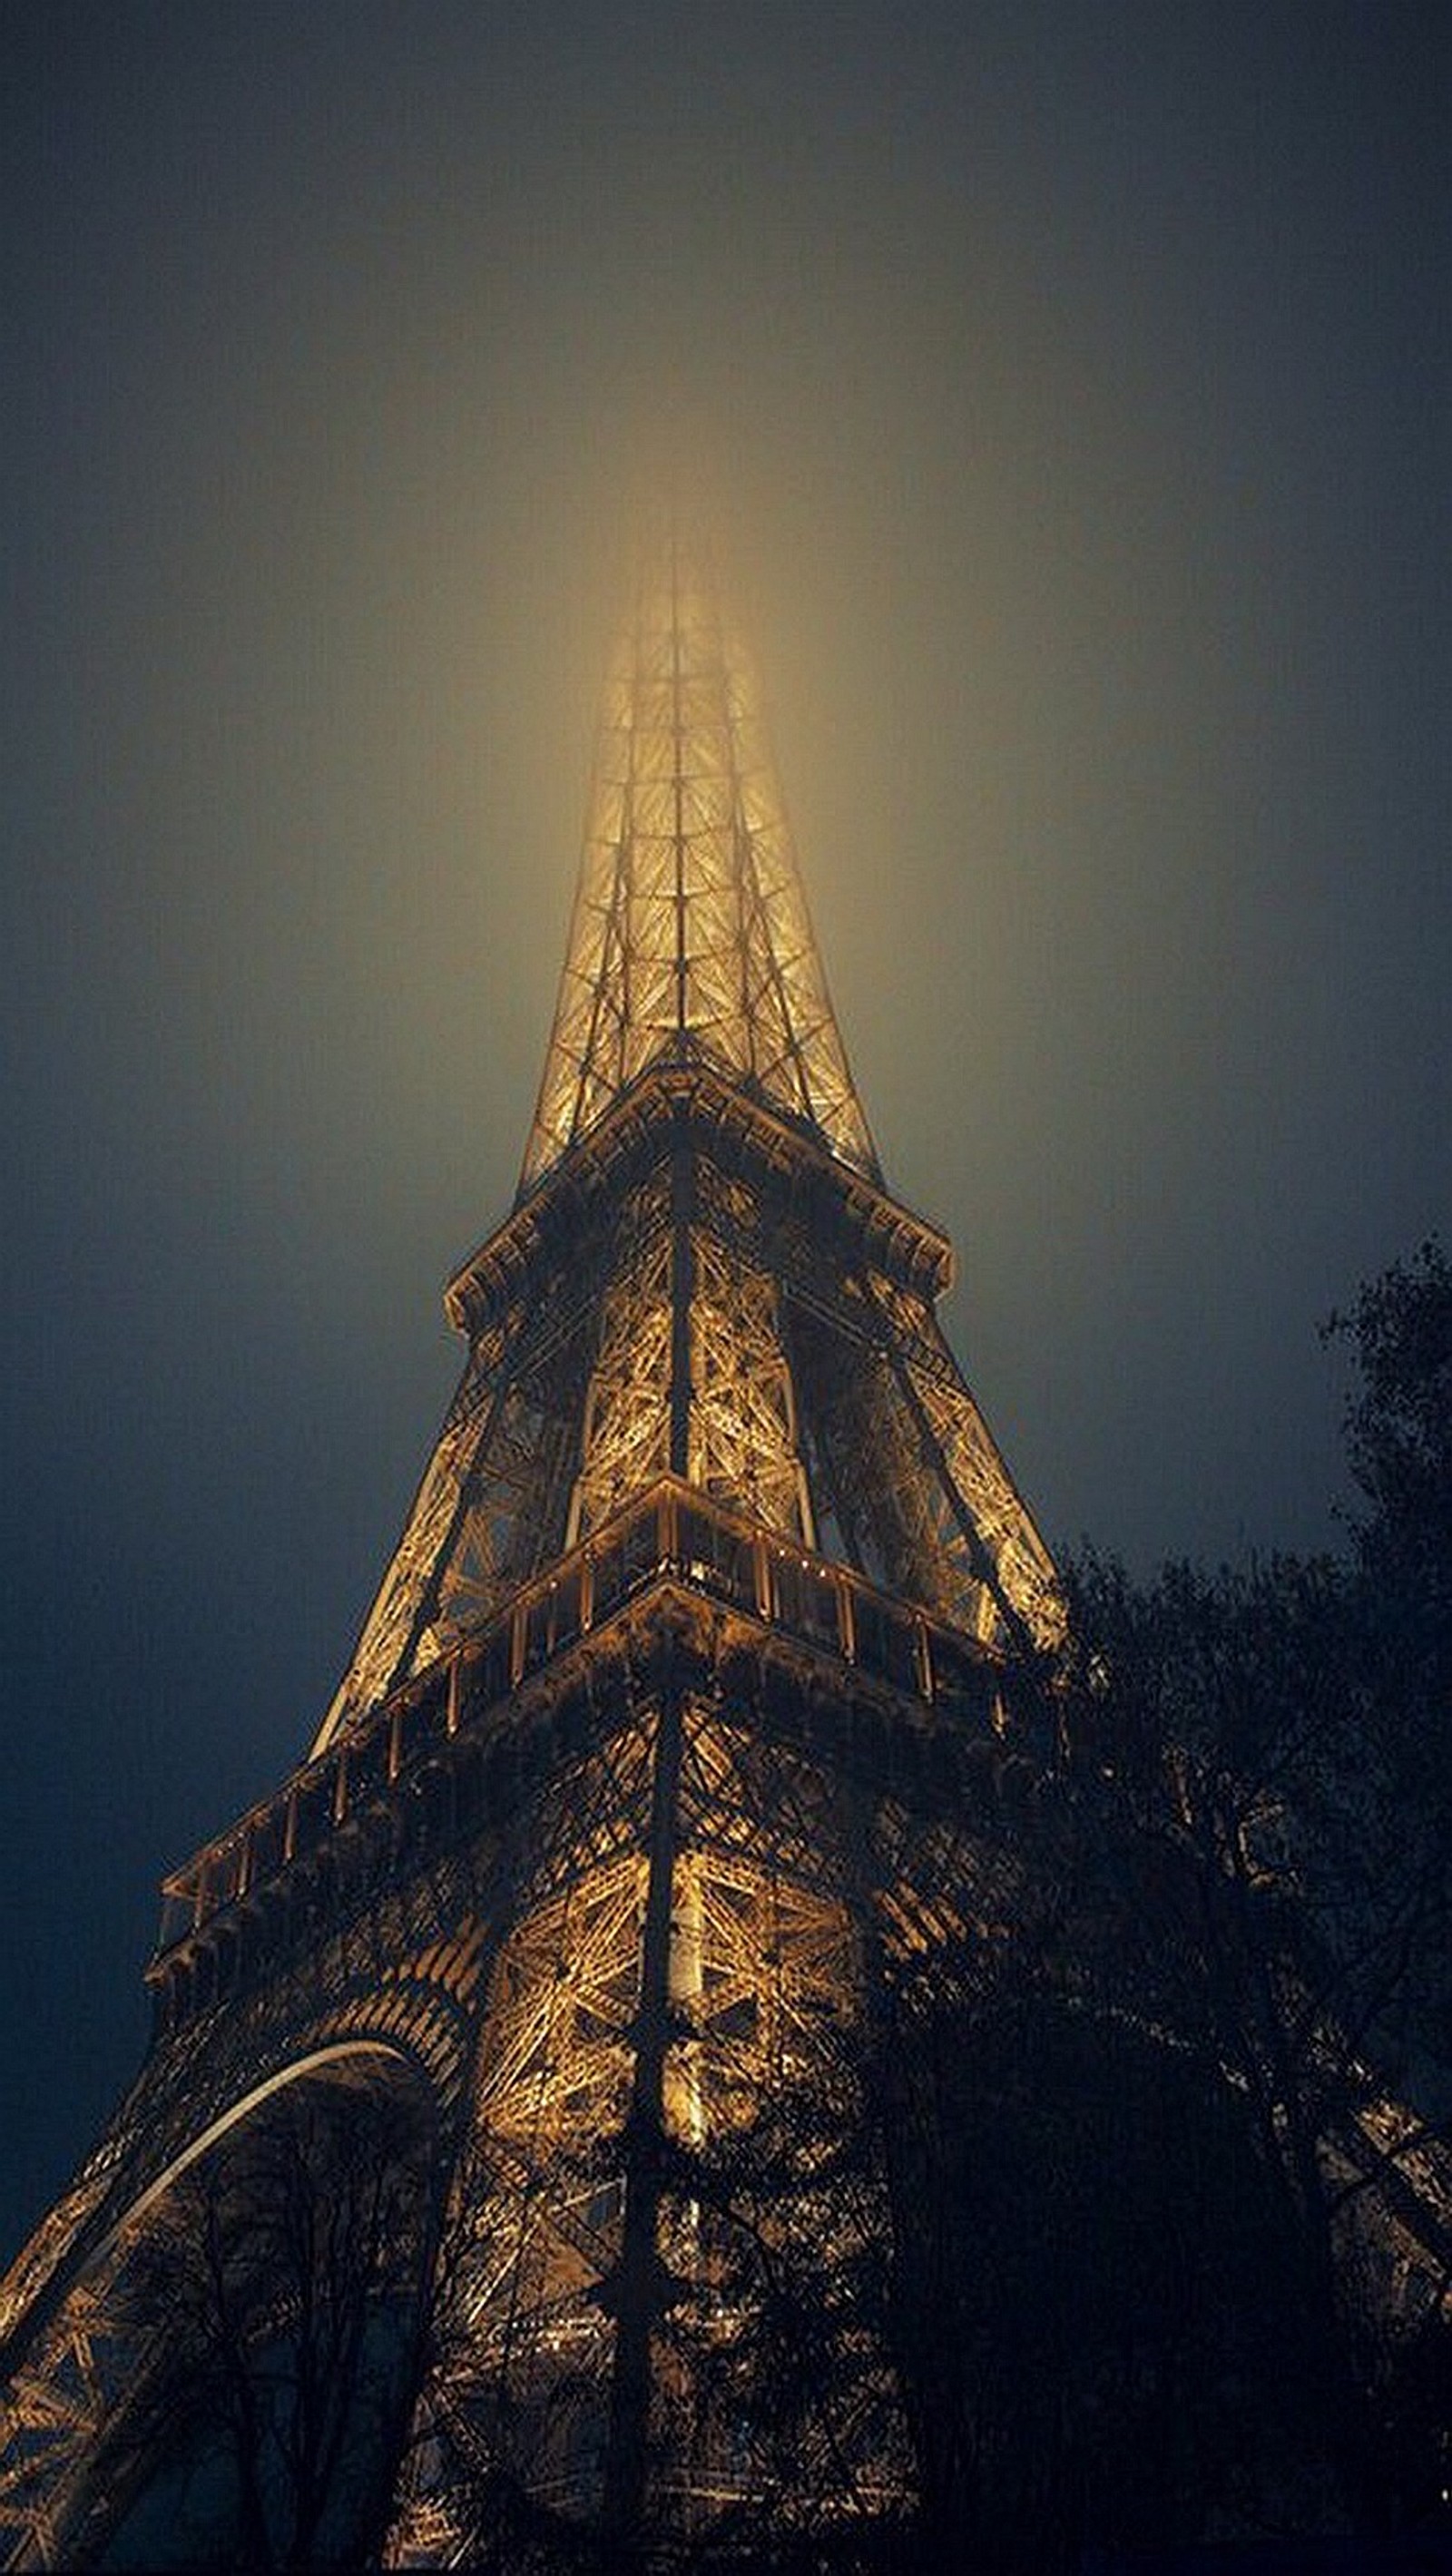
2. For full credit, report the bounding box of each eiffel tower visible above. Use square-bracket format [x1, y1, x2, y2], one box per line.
[0, 527, 1064, 2571]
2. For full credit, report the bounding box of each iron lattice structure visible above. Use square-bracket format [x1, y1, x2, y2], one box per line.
[0, 534, 1068, 2571]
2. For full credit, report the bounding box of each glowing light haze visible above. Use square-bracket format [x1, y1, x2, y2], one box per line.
[1, 5, 1447, 2258]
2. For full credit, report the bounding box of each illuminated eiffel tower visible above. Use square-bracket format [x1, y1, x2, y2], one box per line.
[0, 529, 1063, 2570]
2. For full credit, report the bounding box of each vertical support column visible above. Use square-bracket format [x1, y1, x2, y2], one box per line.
[669, 1131, 694, 1483]
[602, 1674, 686, 2544]
[665, 1855, 704, 2149]
[670, 524, 689, 1044]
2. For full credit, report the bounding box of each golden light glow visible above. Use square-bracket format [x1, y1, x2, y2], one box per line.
[388, 1702, 890, 2549]
[521, 533, 880, 1191]
[314, 532, 1063, 1750]
[0, 535, 1064, 2571]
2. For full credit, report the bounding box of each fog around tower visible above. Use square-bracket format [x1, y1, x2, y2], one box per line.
[0, 0, 1447, 2267]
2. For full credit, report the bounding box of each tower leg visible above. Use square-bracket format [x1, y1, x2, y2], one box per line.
[602, 1680, 684, 2545]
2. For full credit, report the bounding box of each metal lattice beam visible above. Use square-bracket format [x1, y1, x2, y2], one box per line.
[521, 534, 879, 1193]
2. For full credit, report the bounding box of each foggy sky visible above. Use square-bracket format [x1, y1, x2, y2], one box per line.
[2, 2, 1447, 2261]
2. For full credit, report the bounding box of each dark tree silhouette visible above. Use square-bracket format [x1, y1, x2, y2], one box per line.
[878, 1952, 1330, 2570]
[93, 2074, 437, 2571]
[1327, 1236, 1452, 2086]
[1056, 1237, 1452, 2541]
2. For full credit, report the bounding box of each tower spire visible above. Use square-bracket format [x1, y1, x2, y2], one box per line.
[521, 524, 879, 1192]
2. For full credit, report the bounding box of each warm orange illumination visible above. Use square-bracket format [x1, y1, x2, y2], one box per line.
[318, 540, 1062, 1751]
[0, 532, 1064, 2571]
[522, 533, 880, 1191]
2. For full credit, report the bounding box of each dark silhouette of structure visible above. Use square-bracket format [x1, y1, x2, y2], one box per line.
[0, 532, 1065, 2567]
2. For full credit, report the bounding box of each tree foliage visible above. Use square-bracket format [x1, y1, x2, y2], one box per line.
[878, 1961, 1329, 2570]
[1044, 1239, 1452, 2542]
[94, 2077, 436, 2572]
[1329, 1237, 1452, 1617]
[1327, 1239, 1452, 2080]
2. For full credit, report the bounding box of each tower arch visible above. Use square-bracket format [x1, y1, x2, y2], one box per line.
[22, 2043, 443, 2573]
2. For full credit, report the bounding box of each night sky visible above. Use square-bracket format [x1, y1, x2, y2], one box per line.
[2, 4, 1447, 2265]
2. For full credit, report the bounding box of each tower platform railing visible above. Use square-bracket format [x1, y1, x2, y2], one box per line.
[151, 1475, 1013, 1968]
